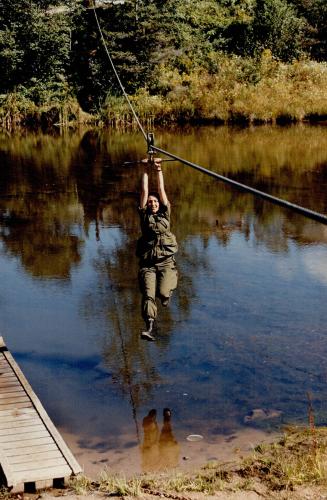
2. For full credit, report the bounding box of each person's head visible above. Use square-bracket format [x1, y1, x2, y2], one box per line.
[147, 192, 160, 214]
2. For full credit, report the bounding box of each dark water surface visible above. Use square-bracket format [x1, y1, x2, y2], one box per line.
[0, 125, 327, 474]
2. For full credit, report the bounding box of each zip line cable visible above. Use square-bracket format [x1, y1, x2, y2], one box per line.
[152, 144, 327, 225]
[91, 1, 147, 141]
[91, 3, 327, 226]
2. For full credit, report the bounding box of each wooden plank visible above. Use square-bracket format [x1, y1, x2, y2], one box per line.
[0, 417, 42, 429]
[0, 361, 12, 368]
[0, 402, 33, 410]
[0, 407, 36, 418]
[0, 424, 45, 436]
[11, 478, 55, 493]
[2, 347, 82, 474]
[0, 373, 19, 380]
[8, 450, 62, 464]
[0, 429, 50, 443]
[0, 374, 16, 381]
[0, 389, 25, 399]
[0, 367, 14, 375]
[1, 437, 55, 450]
[0, 395, 29, 404]
[0, 380, 21, 389]
[0, 411, 39, 422]
[0, 446, 15, 487]
[0, 382, 19, 390]
[11, 457, 68, 472]
[0, 381, 22, 392]
[0, 395, 30, 405]
[5, 443, 59, 457]
[0, 363, 14, 370]
[11, 465, 72, 484]
[35, 479, 55, 490]
[0, 375, 16, 381]
[0, 337, 81, 488]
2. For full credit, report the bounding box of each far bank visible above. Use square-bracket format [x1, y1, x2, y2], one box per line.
[1, 57, 327, 130]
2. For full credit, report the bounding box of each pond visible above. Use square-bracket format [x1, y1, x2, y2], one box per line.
[0, 124, 327, 476]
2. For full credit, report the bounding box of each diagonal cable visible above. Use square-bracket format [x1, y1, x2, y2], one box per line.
[152, 144, 327, 226]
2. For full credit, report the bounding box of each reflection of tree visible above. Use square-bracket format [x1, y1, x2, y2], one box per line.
[0, 207, 83, 279]
[1, 125, 327, 410]
[0, 130, 82, 172]
[0, 140, 84, 279]
[80, 231, 193, 412]
[71, 129, 146, 233]
[71, 131, 196, 409]
[78, 239, 163, 418]
[154, 124, 327, 248]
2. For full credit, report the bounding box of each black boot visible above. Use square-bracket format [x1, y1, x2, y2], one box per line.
[141, 318, 155, 341]
[163, 408, 171, 421]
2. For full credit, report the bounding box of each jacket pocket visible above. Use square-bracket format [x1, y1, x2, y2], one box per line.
[136, 237, 155, 260]
[159, 233, 178, 257]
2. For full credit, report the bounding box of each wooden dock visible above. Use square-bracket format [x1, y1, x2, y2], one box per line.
[0, 337, 82, 492]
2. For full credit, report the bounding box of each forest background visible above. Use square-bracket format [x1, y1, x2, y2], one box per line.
[0, 0, 326, 127]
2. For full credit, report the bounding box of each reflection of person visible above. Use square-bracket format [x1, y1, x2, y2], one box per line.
[141, 408, 180, 472]
[137, 159, 178, 340]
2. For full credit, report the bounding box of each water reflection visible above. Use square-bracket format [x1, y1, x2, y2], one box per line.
[0, 148, 84, 279]
[141, 408, 180, 472]
[0, 125, 327, 474]
[89, 239, 178, 407]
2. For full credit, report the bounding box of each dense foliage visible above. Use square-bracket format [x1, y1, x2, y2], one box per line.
[0, 0, 326, 115]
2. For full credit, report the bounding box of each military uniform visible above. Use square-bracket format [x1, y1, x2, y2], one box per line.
[137, 202, 178, 321]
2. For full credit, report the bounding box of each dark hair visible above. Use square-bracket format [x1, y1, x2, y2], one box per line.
[148, 191, 160, 202]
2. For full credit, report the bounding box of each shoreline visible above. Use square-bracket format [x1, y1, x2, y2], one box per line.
[8, 426, 326, 500]
[1, 105, 327, 132]
[59, 425, 279, 479]
[1, 57, 327, 131]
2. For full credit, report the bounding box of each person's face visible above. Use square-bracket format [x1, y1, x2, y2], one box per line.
[147, 195, 159, 214]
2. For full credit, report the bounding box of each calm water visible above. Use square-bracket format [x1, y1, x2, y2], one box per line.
[0, 124, 327, 474]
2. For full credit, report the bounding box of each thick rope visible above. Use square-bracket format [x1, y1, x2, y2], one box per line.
[152, 145, 327, 226]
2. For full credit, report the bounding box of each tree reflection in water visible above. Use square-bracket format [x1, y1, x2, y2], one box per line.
[0, 132, 84, 279]
[0, 125, 327, 444]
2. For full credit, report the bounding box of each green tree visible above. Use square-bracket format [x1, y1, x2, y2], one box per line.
[0, 0, 72, 98]
[70, 0, 162, 110]
[290, 0, 327, 60]
[250, 0, 307, 61]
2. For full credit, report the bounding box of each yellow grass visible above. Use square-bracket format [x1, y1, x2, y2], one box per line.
[1, 55, 327, 128]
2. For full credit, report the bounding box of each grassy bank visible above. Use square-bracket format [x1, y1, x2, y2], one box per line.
[61, 426, 327, 498]
[122, 56, 327, 126]
[0, 94, 96, 130]
[0, 427, 326, 498]
[1, 57, 327, 129]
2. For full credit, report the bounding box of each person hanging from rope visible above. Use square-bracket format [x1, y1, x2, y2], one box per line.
[137, 158, 178, 340]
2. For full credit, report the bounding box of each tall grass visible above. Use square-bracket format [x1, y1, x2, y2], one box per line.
[102, 54, 327, 126]
[242, 427, 327, 491]
[1, 54, 327, 128]
[65, 427, 327, 498]
[0, 92, 96, 129]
